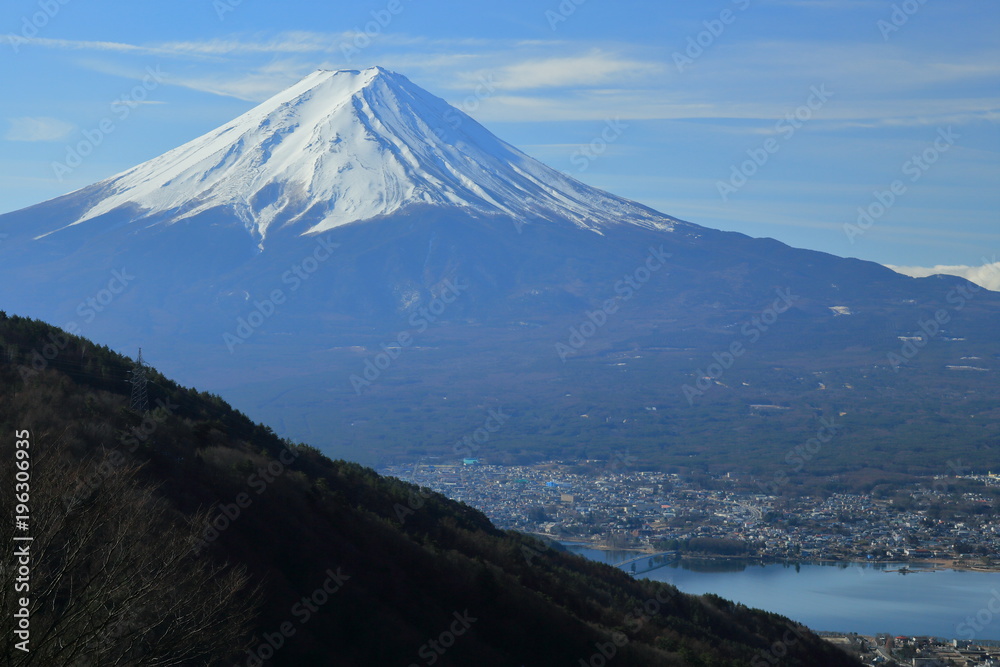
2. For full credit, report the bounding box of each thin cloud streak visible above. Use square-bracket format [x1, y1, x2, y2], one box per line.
[4, 116, 75, 142]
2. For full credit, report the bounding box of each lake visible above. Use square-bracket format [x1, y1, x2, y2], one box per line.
[563, 544, 1000, 640]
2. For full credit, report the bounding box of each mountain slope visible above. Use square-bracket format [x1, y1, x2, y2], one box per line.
[1, 67, 998, 476]
[0, 312, 861, 666]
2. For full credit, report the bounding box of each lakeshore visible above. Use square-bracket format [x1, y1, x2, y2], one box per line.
[554, 538, 1000, 573]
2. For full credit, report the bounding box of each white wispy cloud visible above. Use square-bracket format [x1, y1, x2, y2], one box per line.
[482, 50, 663, 90]
[4, 117, 75, 142]
[5, 31, 491, 60]
[169, 71, 307, 101]
[146, 59, 317, 101]
[157, 32, 355, 56]
[7, 30, 998, 127]
[887, 260, 1000, 291]
[0, 36, 166, 56]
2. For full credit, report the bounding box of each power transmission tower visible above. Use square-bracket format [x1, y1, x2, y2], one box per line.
[129, 348, 149, 414]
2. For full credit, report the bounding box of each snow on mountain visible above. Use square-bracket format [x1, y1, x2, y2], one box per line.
[53, 67, 680, 243]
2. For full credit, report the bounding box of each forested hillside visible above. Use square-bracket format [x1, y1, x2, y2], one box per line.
[0, 313, 859, 666]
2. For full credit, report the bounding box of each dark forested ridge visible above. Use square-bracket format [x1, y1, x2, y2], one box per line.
[0, 313, 859, 666]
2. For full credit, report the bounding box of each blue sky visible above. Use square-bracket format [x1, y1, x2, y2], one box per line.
[2, 0, 998, 282]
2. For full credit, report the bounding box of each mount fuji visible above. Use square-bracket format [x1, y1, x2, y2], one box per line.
[2, 67, 998, 473]
[46, 67, 675, 242]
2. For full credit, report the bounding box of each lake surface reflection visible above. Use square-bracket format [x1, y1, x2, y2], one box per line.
[562, 544, 1000, 640]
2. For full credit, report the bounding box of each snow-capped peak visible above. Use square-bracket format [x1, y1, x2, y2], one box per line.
[60, 67, 679, 241]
